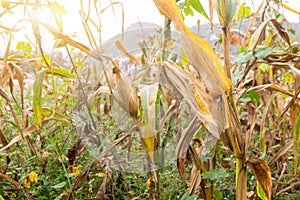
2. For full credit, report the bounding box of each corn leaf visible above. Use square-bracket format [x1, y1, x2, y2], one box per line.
[45, 68, 77, 79]
[213, 0, 240, 26]
[250, 19, 290, 51]
[0, 120, 50, 151]
[139, 83, 159, 162]
[163, 61, 224, 138]
[153, 0, 232, 139]
[257, 181, 269, 200]
[115, 40, 141, 65]
[248, 156, 272, 200]
[33, 70, 46, 129]
[176, 116, 201, 182]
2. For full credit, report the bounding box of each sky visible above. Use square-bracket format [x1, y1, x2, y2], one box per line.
[0, 0, 299, 52]
[74, 0, 298, 41]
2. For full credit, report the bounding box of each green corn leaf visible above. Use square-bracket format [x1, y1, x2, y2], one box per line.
[257, 181, 268, 200]
[45, 67, 77, 79]
[33, 70, 46, 129]
[214, 0, 240, 26]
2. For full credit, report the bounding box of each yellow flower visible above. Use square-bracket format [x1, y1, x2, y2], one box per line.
[146, 178, 155, 189]
[1, 0, 9, 8]
[95, 172, 106, 178]
[25, 171, 38, 187]
[67, 165, 80, 176]
[284, 72, 293, 85]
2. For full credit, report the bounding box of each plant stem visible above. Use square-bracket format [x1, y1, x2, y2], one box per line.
[222, 24, 247, 199]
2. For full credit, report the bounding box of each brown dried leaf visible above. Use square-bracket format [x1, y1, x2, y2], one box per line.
[268, 140, 294, 166]
[0, 128, 8, 148]
[189, 166, 201, 195]
[115, 40, 140, 65]
[176, 116, 201, 182]
[189, 146, 202, 194]
[248, 156, 272, 200]
[41, 22, 102, 61]
[177, 158, 187, 182]
[250, 19, 290, 51]
[251, 83, 294, 97]
[153, 0, 231, 92]
[154, 0, 231, 141]
[95, 166, 112, 200]
[0, 120, 50, 152]
[163, 61, 225, 138]
[0, 173, 32, 199]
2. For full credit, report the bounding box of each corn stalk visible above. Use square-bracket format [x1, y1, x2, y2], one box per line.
[211, 0, 249, 199]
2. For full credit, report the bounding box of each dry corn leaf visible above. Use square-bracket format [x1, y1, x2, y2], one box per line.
[189, 167, 201, 194]
[276, 1, 300, 15]
[189, 146, 203, 194]
[0, 120, 50, 152]
[250, 19, 290, 51]
[115, 40, 141, 65]
[248, 156, 272, 200]
[153, 0, 231, 141]
[139, 83, 159, 162]
[268, 140, 294, 166]
[163, 61, 225, 138]
[251, 83, 294, 97]
[176, 116, 201, 183]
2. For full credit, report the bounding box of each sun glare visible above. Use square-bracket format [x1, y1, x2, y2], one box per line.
[0, 0, 298, 55]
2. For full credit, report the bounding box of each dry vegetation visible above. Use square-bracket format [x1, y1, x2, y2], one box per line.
[0, 0, 300, 199]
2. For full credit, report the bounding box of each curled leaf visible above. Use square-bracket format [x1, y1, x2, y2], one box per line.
[250, 19, 291, 51]
[163, 61, 225, 138]
[248, 156, 272, 200]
